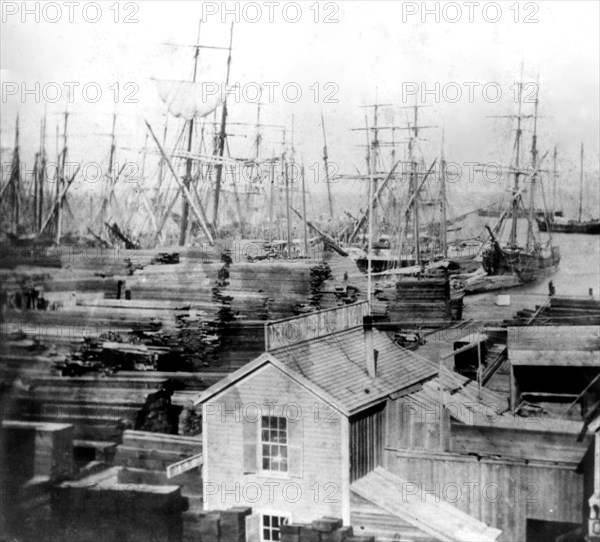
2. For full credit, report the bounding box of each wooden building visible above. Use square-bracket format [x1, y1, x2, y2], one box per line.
[195, 303, 502, 541]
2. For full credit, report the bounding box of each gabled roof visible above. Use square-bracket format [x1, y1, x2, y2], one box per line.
[195, 327, 437, 415]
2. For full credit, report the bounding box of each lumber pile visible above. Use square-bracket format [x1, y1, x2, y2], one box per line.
[114, 430, 206, 541]
[0, 241, 62, 269]
[381, 278, 452, 325]
[0, 420, 75, 541]
[52, 466, 188, 542]
[281, 518, 362, 542]
[505, 296, 600, 326]
[184, 507, 251, 542]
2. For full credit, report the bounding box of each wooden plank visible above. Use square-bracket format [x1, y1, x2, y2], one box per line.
[165, 452, 203, 478]
[509, 350, 600, 366]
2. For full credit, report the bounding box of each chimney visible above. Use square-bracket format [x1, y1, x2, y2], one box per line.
[363, 315, 377, 378]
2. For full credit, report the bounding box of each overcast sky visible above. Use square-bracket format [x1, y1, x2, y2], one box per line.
[1, 1, 599, 215]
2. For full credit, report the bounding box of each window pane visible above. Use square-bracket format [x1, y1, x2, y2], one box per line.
[262, 417, 268, 429]
[263, 458, 269, 469]
[273, 516, 279, 528]
[278, 417, 286, 430]
[263, 529, 270, 540]
[263, 515, 270, 527]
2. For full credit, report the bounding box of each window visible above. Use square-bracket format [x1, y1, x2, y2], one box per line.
[262, 514, 288, 542]
[261, 416, 288, 472]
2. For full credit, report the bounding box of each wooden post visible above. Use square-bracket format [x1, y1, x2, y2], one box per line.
[477, 341, 482, 400]
[509, 363, 517, 413]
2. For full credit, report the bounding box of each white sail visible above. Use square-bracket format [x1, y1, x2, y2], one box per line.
[153, 78, 224, 120]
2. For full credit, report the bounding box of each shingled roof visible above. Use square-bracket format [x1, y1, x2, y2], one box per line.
[195, 326, 437, 415]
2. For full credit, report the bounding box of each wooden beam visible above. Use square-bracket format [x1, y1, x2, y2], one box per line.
[145, 120, 214, 243]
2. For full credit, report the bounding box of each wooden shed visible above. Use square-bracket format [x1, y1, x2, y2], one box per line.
[195, 304, 502, 541]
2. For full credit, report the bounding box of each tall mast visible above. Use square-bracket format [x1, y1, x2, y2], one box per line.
[366, 113, 374, 310]
[410, 112, 421, 267]
[284, 144, 292, 258]
[527, 75, 539, 249]
[509, 76, 523, 249]
[321, 113, 334, 220]
[579, 143, 584, 222]
[290, 114, 295, 227]
[301, 161, 309, 256]
[552, 145, 557, 218]
[10, 115, 20, 233]
[56, 104, 69, 244]
[268, 151, 275, 243]
[254, 102, 261, 160]
[102, 111, 117, 235]
[212, 22, 234, 234]
[440, 128, 447, 259]
[179, 20, 202, 246]
[38, 112, 47, 233]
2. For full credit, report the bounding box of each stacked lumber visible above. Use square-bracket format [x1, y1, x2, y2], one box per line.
[114, 430, 206, 541]
[0, 241, 62, 269]
[385, 278, 452, 325]
[505, 296, 600, 326]
[0, 420, 74, 541]
[52, 466, 188, 542]
[184, 507, 251, 542]
[226, 262, 312, 319]
[281, 519, 363, 542]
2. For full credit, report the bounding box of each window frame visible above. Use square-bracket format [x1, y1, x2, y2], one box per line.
[259, 415, 289, 475]
[261, 512, 290, 542]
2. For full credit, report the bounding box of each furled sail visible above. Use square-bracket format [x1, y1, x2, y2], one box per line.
[153, 78, 224, 120]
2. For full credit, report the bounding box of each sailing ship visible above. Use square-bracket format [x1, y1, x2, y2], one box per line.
[346, 101, 465, 322]
[347, 104, 477, 276]
[464, 76, 561, 294]
[536, 144, 600, 234]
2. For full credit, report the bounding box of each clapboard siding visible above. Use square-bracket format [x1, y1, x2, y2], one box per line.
[384, 449, 583, 542]
[203, 363, 346, 523]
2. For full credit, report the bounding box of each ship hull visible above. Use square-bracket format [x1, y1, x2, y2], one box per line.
[536, 218, 600, 234]
[464, 245, 561, 294]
